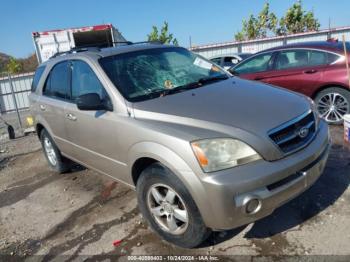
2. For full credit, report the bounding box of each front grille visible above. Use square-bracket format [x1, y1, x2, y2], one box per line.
[268, 111, 316, 154]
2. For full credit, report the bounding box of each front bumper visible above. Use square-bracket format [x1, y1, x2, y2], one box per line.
[198, 120, 330, 230]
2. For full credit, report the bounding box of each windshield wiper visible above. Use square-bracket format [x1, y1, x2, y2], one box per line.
[197, 75, 229, 85]
[146, 75, 229, 98]
[168, 75, 229, 94]
[145, 83, 200, 98]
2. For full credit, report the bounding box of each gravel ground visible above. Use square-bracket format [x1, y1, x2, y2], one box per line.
[0, 126, 349, 261]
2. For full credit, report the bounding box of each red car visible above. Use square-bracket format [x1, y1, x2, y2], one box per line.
[229, 41, 350, 124]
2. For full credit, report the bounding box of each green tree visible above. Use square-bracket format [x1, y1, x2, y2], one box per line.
[277, 0, 320, 35]
[234, 1, 320, 40]
[234, 31, 245, 42]
[257, 3, 278, 37]
[6, 57, 22, 74]
[147, 21, 178, 45]
[235, 3, 277, 41]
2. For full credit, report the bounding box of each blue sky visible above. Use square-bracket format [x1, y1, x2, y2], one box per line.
[1, 0, 350, 58]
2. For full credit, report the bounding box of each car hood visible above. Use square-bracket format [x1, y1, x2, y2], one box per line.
[132, 77, 310, 138]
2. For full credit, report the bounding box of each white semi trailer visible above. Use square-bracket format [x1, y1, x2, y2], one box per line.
[32, 24, 126, 63]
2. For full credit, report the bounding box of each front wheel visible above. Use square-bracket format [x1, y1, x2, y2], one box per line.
[314, 87, 350, 124]
[136, 163, 210, 248]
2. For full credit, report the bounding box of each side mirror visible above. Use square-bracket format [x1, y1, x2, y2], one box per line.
[76, 93, 112, 111]
[228, 67, 239, 76]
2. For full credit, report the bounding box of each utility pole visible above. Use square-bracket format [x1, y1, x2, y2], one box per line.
[342, 35, 350, 88]
[327, 17, 332, 40]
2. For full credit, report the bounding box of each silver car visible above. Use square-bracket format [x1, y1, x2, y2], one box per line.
[210, 53, 252, 69]
[30, 43, 330, 248]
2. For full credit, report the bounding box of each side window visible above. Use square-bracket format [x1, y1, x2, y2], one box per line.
[43, 61, 70, 99]
[275, 50, 308, 70]
[31, 66, 45, 92]
[71, 60, 108, 101]
[309, 50, 328, 66]
[234, 53, 273, 74]
[275, 49, 333, 70]
[223, 56, 239, 67]
[210, 57, 222, 65]
[327, 52, 341, 64]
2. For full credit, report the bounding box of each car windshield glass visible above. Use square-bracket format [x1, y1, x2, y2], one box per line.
[99, 47, 228, 102]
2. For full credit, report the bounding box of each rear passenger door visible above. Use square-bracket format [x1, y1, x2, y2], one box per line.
[39, 61, 72, 153]
[64, 60, 126, 178]
[266, 49, 329, 96]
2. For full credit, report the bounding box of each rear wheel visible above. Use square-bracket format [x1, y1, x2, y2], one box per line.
[40, 129, 72, 173]
[136, 163, 210, 248]
[314, 87, 350, 124]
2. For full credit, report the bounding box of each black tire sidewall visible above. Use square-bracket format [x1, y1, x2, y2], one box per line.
[136, 163, 210, 248]
[7, 125, 15, 140]
[315, 87, 350, 124]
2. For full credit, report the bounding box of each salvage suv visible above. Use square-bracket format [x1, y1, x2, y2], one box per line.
[30, 43, 330, 248]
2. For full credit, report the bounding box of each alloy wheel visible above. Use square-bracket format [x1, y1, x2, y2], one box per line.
[147, 183, 189, 235]
[44, 137, 57, 166]
[317, 92, 349, 123]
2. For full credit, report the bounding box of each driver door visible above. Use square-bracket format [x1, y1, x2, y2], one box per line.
[232, 51, 276, 83]
[64, 60, 126, 179]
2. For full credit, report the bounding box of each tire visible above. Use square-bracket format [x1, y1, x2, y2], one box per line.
[7, 125, 15, 140]
[314, 87, 350, 125]
[40, 129, 72, 174]
[136, 162, 210, 248]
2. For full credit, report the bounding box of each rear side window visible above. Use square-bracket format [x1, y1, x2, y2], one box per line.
[43, 61, 70, 100]
[327, 52, 341, 64]
[275, 50, 309, 70]
[275, 49, 337, 70]
[71, 60, 108, 101]
[234, 52, 273, 74]
[309, 50, 328, 66]
[31, 66, 45, 92]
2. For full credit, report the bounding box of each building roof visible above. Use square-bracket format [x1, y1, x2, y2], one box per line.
[190, 26, 350, 51]
[262, 40, 350, 53]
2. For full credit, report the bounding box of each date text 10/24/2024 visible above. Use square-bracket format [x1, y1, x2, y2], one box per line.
[127, 255, 220, 261]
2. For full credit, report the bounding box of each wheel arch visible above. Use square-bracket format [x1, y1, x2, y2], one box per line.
[311, 84, 350, 99]
[128, 142, 195, 186]
[127, 141, 213, 226]
[131, 157, 158, 186]
[36, 123, 45, 138]
[34, 114, 56, 141]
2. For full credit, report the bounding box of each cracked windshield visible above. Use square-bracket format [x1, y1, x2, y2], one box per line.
[100, 47, 228, 101]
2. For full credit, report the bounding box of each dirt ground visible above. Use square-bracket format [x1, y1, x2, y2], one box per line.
[0, 126, 349, 261]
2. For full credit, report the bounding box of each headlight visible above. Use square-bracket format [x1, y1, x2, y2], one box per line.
[191, 138, 261, 172]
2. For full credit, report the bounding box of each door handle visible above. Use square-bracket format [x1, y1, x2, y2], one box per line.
[40, 104, 46, 111]
[303, 69, 318, 74]
[66, 113, 77, 121]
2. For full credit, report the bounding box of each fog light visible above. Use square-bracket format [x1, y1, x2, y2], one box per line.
[245, 198, 261, 214]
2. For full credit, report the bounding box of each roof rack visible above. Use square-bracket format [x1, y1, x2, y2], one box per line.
[50, 46, 101, 59]
[113, 40, 163, 45]
[49, 41, 163, 60]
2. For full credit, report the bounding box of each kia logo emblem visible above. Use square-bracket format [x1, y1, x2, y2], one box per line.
[298, 127, 309, 138]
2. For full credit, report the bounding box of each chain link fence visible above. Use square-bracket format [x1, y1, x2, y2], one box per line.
[0, 71, 34, 140]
